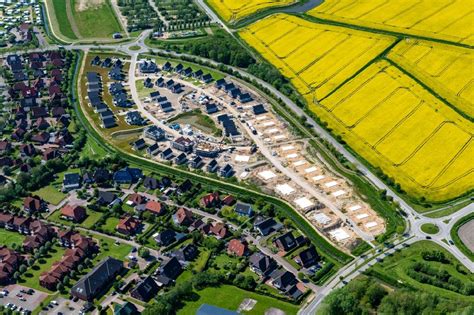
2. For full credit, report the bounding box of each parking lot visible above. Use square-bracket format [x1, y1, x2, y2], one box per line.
[0, 284, 47, 313]
[41, 296, 86, 315]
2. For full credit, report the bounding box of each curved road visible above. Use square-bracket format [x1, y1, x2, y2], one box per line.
[21, 24, 474, 314]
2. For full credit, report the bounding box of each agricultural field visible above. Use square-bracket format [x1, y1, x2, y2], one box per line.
[239, 14, 395, 100]
[316, 60, 473, 201]
[308, 0, 474, 46]
[207, 0, 296, 22]
[387, 39, 474, 118]
[71, 0, 123, 38]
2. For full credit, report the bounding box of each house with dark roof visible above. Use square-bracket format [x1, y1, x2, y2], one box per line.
[189, 155, 203, 169]
[238, 92, 253, 103]
[254, 217, 283, 236]
[162, 61, 172, 71]
[174, 63, 184, 73]
[249, 252, 277, 277]
[102, 117, 117, 129]
[207, 159, 218, 173]
[201, 73, 213, 83]
[158, 257, 182, 281]
[63, 173, 81, 191]
[97, 191, 120, 207]
[132, 138, 146, 151]
[182, 67, 193, 77]
[172, 244, 198, 262]
[147, 143, 160, 156]
[113, 167, 143, 184]
[130, 276, 159, 302]
[108, 66, 123, 81]
[175, 152, 187, 165]
[160, 148, 174, 160]
[205, 103, 218, 114]
[294, 246, 319, 268]
[270, 269, 297, 292]
[253, 104, 267, 115]
[219, 164, 233, 178]
[144, 125, 165, 141]
[154, 229, 176, 246]
[139, 60, 158, 74]
[234, 202, 254, 217]
[71, 257, 123, 301]
[143, 176, 159, 190]
[273, 232, 297, 252]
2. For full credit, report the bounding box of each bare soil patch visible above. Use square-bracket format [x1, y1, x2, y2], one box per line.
[75, 0, 105, 12]
[458, 219, 474, 253]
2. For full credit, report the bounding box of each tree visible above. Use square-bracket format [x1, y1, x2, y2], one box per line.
[56, 282, 64, 292]
[138, 247, 150, 258]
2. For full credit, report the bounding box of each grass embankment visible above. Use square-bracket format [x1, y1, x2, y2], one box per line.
[46, 0, 78, 40]
[367, 241, 474, 302]
[450, 213, 474, 262]
[71, 0, 123, 39]
[420, 223, 440, 235]
[177, 284, 299, 315]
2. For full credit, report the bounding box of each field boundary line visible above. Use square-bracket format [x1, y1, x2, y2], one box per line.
[300, 14, 474, 50]
[386, 58, 474, 122]
[319, 38, 400, 102]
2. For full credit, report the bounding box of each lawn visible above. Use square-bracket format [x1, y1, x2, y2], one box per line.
[81, 135, 108, 159]
[18, 245, 65, 292]
[101, 217, 120, 234]
[46, 0, 78, 40]
[369, 241, 474, 302]
[90, 234, 132, 262]
[32, 185, 66, 206]
[48, 209, 104, 229]
[0, 229, 26, 248]
[71, 0, 123, 38]
[169, 109, 221, 136]
[177, 285, 299, 315]
[421, 223, 440, 235]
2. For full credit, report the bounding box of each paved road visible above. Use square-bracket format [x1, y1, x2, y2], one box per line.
[18, 27, 473, 313]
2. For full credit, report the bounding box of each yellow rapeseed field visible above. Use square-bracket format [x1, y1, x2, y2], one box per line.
[239, 14, 394, 100]
[388, 39, 474, 118]
[207, 0, 295, 22]
[316, 60, 473, 201]
[308, 0, 474, 46]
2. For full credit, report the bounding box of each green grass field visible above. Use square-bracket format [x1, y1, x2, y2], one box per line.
[48, 209, 104, 229]
[170, 110, 221, 136]
[101, 217, 120, 234]
[18, 245, 65, 292]
[32, 185, 66, 205]
[92, 234, 132, 262]
[71, 0, 123, 38]
[47, 0, 78, 40]
[421, 223, 440, 235]
[369, 241, 474, 302]
[0, 229, 26, 248]
[177, 285, 299, 314]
